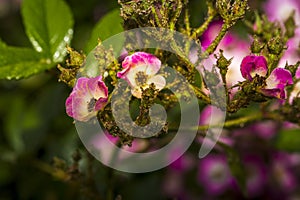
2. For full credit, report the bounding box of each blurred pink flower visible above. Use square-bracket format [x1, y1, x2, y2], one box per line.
[269, 153, 297, 194]
[117, 52, 166, 98]
[197, 154, 233, 195]
[283, 30, 300, 65]
[162, 170, 185, 198]
[264, 0, 300, 25]
[249, 121, 278, 139]
[198, 105, 233, 148]
[168, 150, 195, 172]
[65, 76, 108, 122]
[90, 132, 148, 164]
[264, 0, 300, 66]
[242, 155, 267, 197]
[199, 105, 224, 126]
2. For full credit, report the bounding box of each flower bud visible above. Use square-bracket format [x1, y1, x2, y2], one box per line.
[284, 11, 296, 38]
[216, 0, 248, 25]
[251, 36, 264, 54]
[267, 36, 284, 55]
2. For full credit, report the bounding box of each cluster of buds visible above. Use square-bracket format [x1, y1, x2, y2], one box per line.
[216, 0, 248, 26]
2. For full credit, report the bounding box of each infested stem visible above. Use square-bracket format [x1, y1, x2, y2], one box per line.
[191, 0, 217, 39]
[192, 11, 216, 39]
[192, 85, 211, 104]
[205, 22, 231, 55]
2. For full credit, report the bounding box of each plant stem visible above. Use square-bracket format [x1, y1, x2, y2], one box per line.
[192, 85, 211, 104]
[192, 13, 216, 39]
[191, 2, 217, 39]
[170, 0, 183, 30]
[205, 23, 231, 55]
[194, 112, 263, 131]
[184, 8, 191, 34]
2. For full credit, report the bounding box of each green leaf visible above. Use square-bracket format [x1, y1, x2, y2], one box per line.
[275, 129, 300, 152]
[21, 0, 74, 62]
[0, 45, 53, 80]
[85, 9, 123, 53]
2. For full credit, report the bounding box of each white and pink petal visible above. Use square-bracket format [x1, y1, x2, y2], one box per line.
[262, 68, 293, 99]
[117, 52, 165, 98]
[147, 75, 166, 91]
[265, 68, 293, 89]
[65, 75, 108, 122]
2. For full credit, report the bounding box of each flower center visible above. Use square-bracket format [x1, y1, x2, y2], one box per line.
[135, 71, 149, 86]
[210, 163, 228, 183]
[87, 98, 97, 112]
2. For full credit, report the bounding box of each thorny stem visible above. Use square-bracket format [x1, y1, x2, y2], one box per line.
[192, 85, 211, 104]
[170, 0, 183, 30]
[184, 8, 191, 34]
[191, 10, 216, 39]
[205, 23, 231, 55]
[151, 6, 163, 27]
[184, 8, 192, 56]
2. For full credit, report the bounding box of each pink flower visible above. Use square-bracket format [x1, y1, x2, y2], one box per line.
[197, 154, 233, 195]
[240, 55, 268, 81]
[90, 132, 148, 164]
[65, 76, 108, 122]
[162, 170, 185, 198]
[249, 121, 278, 139]
[199, 105, 225, 125]
[242, 155, 267, 198]
[240, 55, 293, 99]
[262, 68, 293, 99]
[168, 150, 195, 172]
[198, 105, 233, 148]
[117, 52, 166, 98]
[269, 153, 297, 194]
